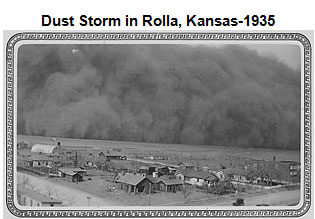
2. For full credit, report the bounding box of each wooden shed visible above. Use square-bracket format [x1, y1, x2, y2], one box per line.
[65, 172, 83, 182]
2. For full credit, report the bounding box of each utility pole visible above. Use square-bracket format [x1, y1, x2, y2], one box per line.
[87, 196, 92, 206]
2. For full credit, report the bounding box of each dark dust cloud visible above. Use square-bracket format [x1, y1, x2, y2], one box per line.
[17, 44, 300, 150]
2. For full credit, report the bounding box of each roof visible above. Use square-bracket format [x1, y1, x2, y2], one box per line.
[17, 149, 32, 157]
[222, 168, 250, 176]
[17, 186, 62, 204]
[24, 154, 53, 161]
[157, 178, 183, 185]
[179, 169, 212, 179]
[204, 173, 218, 181]
[178, 162, 194, 167]
[157, 166, 169, 170]
[106, 154, 125, 157]
[117, 174, 151, 185]
[65, 172, 82, 177]
[31, 144, 57, 154]
[58, 168, 86, 175]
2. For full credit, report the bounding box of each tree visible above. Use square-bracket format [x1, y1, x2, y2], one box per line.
[45, 183, 56, 198]
[66, 195, 77, 206]
[214, 181, 236, 198]
[19, 175, 31, 187]
[181, 183, 192, 204]
[203, 183, 213, 198]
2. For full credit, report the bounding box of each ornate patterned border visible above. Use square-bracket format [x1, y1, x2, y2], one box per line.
[5, 32, 312, 217]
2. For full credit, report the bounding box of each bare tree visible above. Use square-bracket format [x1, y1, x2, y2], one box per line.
[19, 175, 30, 187]
[66, 195, 77, 206]
[45, 183, 56, 198]
[55, 191, 65, 202]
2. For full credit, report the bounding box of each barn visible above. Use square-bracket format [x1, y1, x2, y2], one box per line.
[31, 144, 58, 154]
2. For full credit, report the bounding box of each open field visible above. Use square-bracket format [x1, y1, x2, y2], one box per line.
[17, 135, 300, 170]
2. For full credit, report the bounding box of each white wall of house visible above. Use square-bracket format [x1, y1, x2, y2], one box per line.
[32, 160, 52, 167]
[185, 177, 205, 187]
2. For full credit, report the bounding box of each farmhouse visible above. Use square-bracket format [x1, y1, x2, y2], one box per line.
[117, 173, 153, 194]
[24, 154, 54, 167]
[17, 186, 62, 207]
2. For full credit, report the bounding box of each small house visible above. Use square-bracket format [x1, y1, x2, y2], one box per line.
[155, 178, 183, 192]
[178, 162, 195, 170]
[117, 173, 153, 194]
[176, 169, 217, 187]
[223, 168, 250, 183]
[65, 172, 83, 182]
[58, 168, 86, 179]
[204, 173, 220, 187]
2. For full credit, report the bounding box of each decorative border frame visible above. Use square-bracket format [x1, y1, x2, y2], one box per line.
[5, 32, 312, 217]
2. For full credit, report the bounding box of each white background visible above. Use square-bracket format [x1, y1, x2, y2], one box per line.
[1, 0, 314, 218]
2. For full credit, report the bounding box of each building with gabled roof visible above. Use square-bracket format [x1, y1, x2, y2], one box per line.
[178, 162, 195, 170]
[155, 177, 183, 192]
[20, 154, 54, 168]
[58, 168, 84, 182]
[117, 173, 153, 194]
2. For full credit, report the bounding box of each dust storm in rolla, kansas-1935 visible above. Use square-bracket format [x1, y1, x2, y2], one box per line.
[17, 44, 301, 151]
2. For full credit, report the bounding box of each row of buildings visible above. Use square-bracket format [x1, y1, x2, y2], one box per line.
[17, 142, 301, 200]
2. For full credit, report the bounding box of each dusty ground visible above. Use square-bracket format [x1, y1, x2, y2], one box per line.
[17, 172, 118, 206]
[17, 171, 300, 207]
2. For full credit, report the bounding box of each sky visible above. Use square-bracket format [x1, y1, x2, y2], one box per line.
[244, 44, 301, 70]
[17, 44, 301, 150]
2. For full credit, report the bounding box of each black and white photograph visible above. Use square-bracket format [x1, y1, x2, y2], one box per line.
[5, 32, 312, 217]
